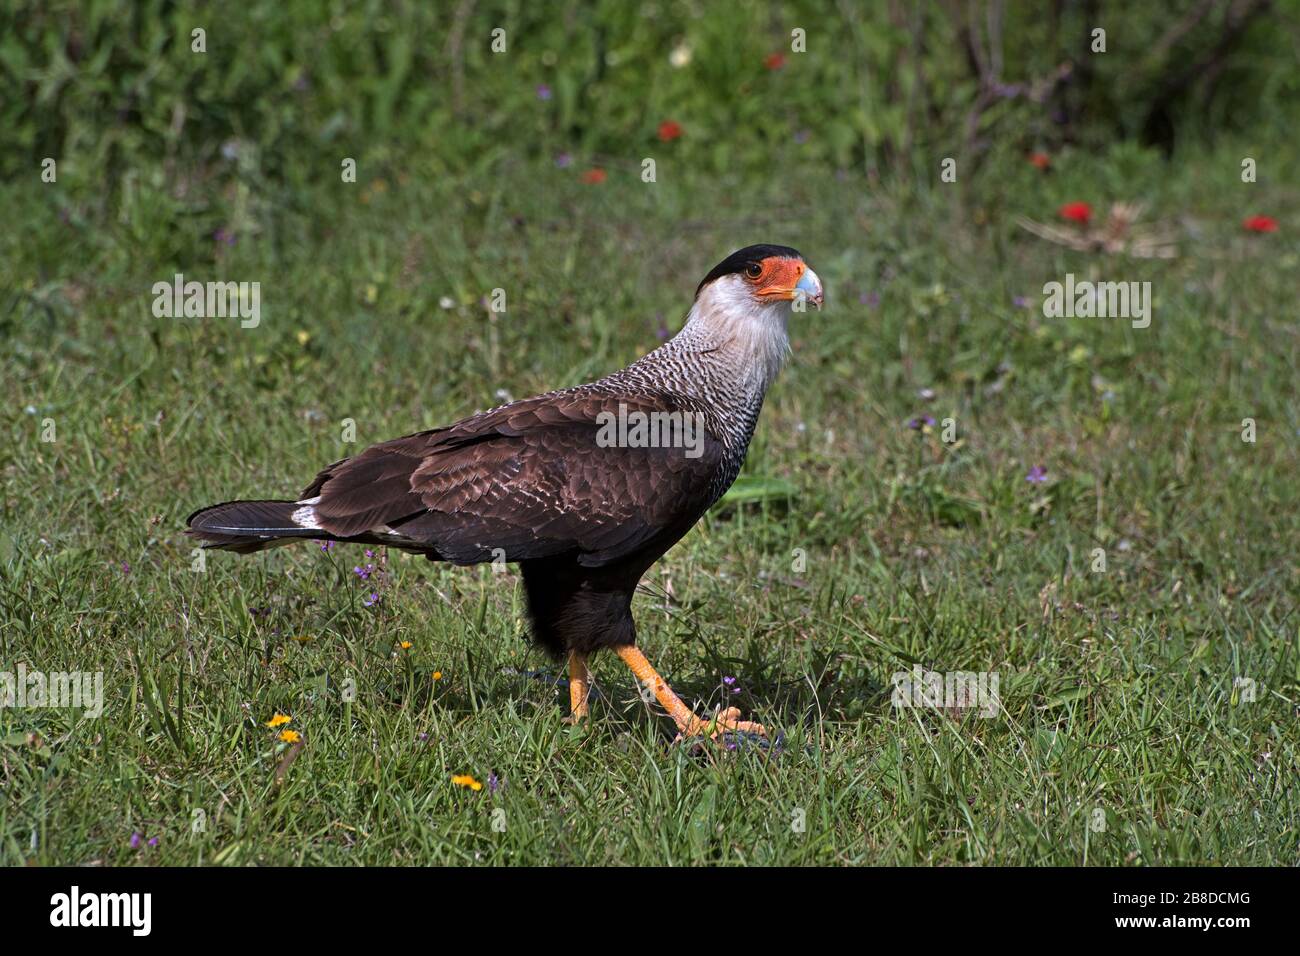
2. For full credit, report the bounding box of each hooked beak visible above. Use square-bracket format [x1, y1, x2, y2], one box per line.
[794, 267, 823, 310]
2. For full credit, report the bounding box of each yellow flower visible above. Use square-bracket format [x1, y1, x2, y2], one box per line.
[433, 671, 443, 680]
[296, 329, 311, 346]
[451, 774, 482, 792]
[399, 641, 412, 650]
[279, 729, 302, 744]
[266, 713, 292, 728]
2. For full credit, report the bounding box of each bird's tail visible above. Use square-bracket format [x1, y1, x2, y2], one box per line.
[186, 499, 327, 554]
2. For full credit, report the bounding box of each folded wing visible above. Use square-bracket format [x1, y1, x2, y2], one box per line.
[302, 390, 722, 567]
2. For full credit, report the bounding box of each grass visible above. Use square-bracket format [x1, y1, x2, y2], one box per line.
[1, 140, 1297, 866]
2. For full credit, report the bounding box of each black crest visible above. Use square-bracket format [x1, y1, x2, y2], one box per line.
[696, 244, 803, 297]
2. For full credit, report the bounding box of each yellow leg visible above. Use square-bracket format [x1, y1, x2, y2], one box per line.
[565, 651, 591, 723]
[615, 645, 765, 738]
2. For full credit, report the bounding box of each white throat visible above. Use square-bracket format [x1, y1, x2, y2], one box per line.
[678, 274, 791, 397]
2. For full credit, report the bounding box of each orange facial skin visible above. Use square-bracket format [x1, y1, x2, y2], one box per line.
[748, 256, 808, 301]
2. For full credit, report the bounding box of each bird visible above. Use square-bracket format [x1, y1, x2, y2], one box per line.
[187, 244, 822, 739]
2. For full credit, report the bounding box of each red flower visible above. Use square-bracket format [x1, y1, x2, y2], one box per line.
[1242, 215, 1277, 233]
[580, 168, 606, 185]
[764, 52, 786, 71]
[1058, 201, 1092, 225]
[657, 120, 683, 142]
[1028, 152, 1051, 170]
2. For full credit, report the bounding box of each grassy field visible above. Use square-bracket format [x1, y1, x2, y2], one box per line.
[2, 140, 1297, 866]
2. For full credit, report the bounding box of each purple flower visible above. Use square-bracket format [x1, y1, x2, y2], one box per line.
[488, 772, 501, 795]
[353, 564, 374, 580]
[119, 561, 131, 575]
[555, 152, 573, 169]
[536, 84, 552, 101]
[1025, 465, 1048, 483]
[147, 836, 160, 847]
[213, 228, 236, 246]
[129, 832, 142, 849]
[907, 415, 936, 430]
[364, 549, 375, 559]
[318, 540, 335, 552]
[1013, 295, 1030, 309]
[364, 592, 381, 607]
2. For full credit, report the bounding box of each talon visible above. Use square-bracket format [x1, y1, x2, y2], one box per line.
[615, 645, 766, 743]
[683, 707, 767, 741]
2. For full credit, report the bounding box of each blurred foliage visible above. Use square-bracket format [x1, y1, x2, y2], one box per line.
[2, 0, 1298, 197]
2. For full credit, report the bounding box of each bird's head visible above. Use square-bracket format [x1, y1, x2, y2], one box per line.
[694, 244, 823, 313]
[680, 244, 821, 392]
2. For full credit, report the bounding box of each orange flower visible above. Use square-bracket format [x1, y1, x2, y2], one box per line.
[764, 51, 786, 70]
[580, 168, 607, 185]
[657, 120, 683, 142]
[451, 774, 483, 791]
[1242, 215, 1277, 233]
[1058, 201, 1092, 225]
[266, 713, 292, 728]
[279, 729, 301, 743]
[398, 640, 412, 650]
[1028, 152, 1051, 170]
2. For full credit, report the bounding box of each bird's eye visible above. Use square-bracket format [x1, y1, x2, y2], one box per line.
[745, 262, 763, 279]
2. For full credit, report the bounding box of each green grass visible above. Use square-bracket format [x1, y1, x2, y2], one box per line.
[2, 140, 1297, 866]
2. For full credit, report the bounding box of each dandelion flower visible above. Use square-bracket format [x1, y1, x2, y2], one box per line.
[279, 729, 302, 743]
[266, 713, 292, 728]
[452, 774, 483, 791]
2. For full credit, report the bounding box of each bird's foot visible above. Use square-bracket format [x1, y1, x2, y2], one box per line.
[677, 706, 766, 742]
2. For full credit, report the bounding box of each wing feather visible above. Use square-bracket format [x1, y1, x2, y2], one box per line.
[304, 390, 723, 566]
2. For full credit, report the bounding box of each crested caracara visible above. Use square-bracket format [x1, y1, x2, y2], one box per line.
[188, 244, 823, 738]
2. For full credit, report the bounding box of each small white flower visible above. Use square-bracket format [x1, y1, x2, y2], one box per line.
[438, 296, 455, 309]
[669, 43, 692, 68]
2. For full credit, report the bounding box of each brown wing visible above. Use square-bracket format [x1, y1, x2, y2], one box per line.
[301, 391, 723, 567]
